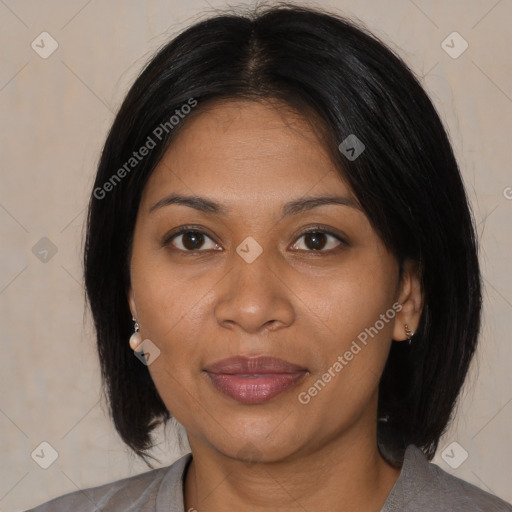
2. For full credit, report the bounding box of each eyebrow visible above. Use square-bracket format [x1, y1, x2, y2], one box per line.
[148, 193, 362, 217]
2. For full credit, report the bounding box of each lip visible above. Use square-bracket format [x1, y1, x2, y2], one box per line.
[204, 356, 308, 404]
[204, 355, 307, 374]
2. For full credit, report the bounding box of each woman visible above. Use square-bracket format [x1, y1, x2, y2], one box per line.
[27, 3, 512, 511]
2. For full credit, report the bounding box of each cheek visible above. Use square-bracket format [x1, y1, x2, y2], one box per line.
[129, 247, 222, 411]
[303, 252, 397, 348]
[294, 255, 397, 406]
[130, 239, 207, 337]
[129, 250, 202, 383]
[135, 280, 208, 423]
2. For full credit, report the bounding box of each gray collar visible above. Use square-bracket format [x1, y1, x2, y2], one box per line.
[154, 446, 425, 511]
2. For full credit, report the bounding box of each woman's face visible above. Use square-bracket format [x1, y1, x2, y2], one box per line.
[128, 99, 413, 463]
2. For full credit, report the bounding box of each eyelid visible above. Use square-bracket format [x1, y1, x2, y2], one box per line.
[163, 224, 348, 252]
[162, 225, 220, 251]
[290, 225, 348, 251]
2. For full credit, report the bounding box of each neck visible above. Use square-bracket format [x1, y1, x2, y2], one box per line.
[183, 423, 401, 511]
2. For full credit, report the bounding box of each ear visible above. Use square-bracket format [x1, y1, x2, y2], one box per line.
[392, 258, 423, 341]
[127, 285, 138, 320]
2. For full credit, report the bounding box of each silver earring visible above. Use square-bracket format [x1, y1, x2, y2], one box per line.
[404, 324, 414, 345]
[129, 316, 142, 350]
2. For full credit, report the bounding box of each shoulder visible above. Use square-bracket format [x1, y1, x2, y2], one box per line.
[24, 452, 192, 512]
[382, 444, 512, 512]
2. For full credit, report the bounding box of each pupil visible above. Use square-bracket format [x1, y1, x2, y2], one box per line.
[305, 232, 326, 250]
[183, 231, 203, 250]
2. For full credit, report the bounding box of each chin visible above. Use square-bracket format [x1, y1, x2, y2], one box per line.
[205, 421, 308, 464]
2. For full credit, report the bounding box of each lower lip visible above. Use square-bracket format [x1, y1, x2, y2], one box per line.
[205, 372, 307, 404]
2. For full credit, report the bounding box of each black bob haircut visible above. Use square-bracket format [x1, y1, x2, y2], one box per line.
[83, 2, 481, 467]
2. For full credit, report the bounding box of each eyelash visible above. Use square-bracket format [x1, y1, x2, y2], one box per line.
[162, 224, 348, 254]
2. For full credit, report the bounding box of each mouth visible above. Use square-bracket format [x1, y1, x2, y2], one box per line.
[203, 356, 308, 404]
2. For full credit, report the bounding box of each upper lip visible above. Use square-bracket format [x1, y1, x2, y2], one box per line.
[204, 356, 307, 374]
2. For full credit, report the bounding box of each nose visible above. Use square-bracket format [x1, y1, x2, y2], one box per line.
[214, 246, 295, 335]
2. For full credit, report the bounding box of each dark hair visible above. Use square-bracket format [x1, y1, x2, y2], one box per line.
[83, 2, 482, 467]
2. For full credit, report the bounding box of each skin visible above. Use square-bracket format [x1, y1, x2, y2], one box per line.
[128, 99, 423, 511]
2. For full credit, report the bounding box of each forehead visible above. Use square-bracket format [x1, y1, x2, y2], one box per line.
[140, 99, 355, 210]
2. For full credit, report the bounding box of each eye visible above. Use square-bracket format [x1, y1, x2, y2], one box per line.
[163, 225, 347, 253]
[165, 228, 220, 252]
[290, 228, 346, 252]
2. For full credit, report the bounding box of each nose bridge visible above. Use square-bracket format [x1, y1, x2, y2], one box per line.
[234, 237, 273, 289]
[231, 237, 278, 304]
[214, 236, 294, 333]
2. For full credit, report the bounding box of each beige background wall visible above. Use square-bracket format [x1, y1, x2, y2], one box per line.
[1, 0, 511, 510]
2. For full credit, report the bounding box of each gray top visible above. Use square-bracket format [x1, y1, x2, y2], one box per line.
[25, 445, 512, 511]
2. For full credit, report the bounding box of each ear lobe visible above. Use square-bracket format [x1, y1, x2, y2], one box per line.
[392, 259, 423, 341]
